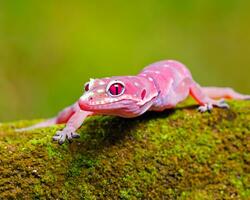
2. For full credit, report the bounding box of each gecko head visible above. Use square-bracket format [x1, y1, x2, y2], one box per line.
[78, 76, 158, 117]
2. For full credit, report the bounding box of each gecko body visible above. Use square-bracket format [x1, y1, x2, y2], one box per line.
[18, 60, 250, 144]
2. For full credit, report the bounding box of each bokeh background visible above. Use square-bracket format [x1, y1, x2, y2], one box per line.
[0, 0, 250, 122]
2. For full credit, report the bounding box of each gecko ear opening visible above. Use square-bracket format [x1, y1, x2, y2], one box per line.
[141, 89, 146, 100]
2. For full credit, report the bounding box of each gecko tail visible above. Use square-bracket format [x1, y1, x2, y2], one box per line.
[15, 117, 58, 132]
[15, 103, 77, 132]
[202, 87, 250, 100]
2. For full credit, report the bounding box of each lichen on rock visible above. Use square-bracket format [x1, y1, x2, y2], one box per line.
[0, 100, 250, 199]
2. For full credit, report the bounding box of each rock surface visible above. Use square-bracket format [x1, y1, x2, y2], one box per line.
[0, 100, 250, 199]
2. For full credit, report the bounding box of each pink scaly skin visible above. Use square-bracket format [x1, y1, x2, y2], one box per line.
[16, 60, 250, 144]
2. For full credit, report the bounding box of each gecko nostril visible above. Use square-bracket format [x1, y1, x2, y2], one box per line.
[89, 97, 93, 101]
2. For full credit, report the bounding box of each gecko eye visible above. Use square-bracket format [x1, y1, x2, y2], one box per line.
[107, 81, 125, 96]
[84, 82, 90, 92]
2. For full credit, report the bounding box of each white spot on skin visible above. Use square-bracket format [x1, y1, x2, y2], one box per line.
[155, 71, 160, 74]
[134, 82, 139, 87]
[141, 74, 147, 77]
[99, 81, 105, 86]
[148, 77, 153, 82]
[164, 64, 169, 67]
[97, 89, 105, 93]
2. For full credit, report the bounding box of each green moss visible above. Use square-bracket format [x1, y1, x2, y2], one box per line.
[0, 100, 249, 199]
[230, 174, 250, 199]
[78, 184, 96, 200]
[33, 184, 43, 198]
[67, 154, 99, 177]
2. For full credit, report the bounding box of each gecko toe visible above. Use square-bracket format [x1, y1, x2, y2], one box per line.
[54, 132, 61, 136]
[52, 130, 67, 144]
[67, 134, 73, 141]
[59, 134, 67, 144]
[67, 133, 80, 143]
[217, 102, 229, 109]
[52, 136, 59, 141]
[198, 104, 213, 113]
[52, 133, 62, 141]
[222, 104, 229, 109]
[67, 132, 80, 142]
[218, 99, 226, 104]
[207, 104, 213, 111]
[72, 133, 80, 138]
[58, 139, 65, 145]
[53, 130, 80, 144]
[198, 107, 207, 113]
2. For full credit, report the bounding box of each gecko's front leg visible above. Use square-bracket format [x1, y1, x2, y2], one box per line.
[53, 108, 94, 144]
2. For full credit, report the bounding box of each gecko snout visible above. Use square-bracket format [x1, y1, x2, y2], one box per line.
[78, 93, 94, 111]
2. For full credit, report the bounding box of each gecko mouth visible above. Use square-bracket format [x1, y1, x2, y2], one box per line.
[78, 99, 140, 115]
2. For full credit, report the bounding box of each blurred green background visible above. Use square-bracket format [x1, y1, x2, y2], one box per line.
[0, 0, 250, 122]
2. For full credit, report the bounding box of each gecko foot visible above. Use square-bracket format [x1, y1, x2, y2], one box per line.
[53, 129, 80, 145]
[198, 103, 213, 113]
[198, 100, 229, 113]
[214, 100, 230, 109]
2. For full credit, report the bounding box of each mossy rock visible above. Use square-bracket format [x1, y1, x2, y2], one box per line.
[0, 100, 250, 199]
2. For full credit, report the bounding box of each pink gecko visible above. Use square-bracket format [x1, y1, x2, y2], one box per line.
[17, 60, 250, 144]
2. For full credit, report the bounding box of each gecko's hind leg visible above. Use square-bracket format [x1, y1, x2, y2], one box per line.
[189, 82, 229, 112]
[172, 77, 229, 112]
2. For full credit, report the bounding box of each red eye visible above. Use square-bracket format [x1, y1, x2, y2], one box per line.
[84, 83, 89, 92]
[108, 82, 125, 96]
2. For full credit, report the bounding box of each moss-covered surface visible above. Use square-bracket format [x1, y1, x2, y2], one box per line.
[0, 100, 250, 199]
